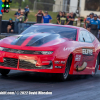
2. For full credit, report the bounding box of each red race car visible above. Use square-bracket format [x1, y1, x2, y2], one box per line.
[0, 24, 100, 81]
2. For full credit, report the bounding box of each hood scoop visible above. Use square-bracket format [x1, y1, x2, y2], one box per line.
[26, 33, 61, 47]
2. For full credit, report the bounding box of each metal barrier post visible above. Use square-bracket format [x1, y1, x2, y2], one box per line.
[0, 0, 2, 35]
[0, 15, 2, 34]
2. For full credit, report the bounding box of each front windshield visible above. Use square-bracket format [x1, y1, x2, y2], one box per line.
[21, 25, 77, 40]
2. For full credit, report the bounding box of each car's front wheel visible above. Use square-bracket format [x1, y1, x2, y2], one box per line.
[0, 69, 10, 76]
[58, 55, 72, 81]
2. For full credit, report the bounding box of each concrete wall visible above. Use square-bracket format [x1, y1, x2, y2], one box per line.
[53, 0, 100, 16]
[53, 0, 78, 13]
[80, 0, 100, 17]
[53, 0, 63, 12]
[69, 0, 78, 13]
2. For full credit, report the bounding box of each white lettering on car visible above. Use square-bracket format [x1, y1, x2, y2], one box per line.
[82, 49, 93, 55]
[75, 55, 81, 61]
[63, 47, 68, 51]
[63, 47, 75, 51]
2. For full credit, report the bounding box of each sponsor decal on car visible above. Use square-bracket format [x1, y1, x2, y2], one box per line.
[75, 55, 81, 61]
[55, 66, 62, 68]
[54, 61, 60, 64]
[82, 49, 93, 56]
[82, 55, 94, 62]
[54, 61, 65, 64]
[63, 47, 75, 51]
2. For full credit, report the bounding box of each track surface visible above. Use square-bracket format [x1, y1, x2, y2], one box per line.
[0, 70, 100, 100]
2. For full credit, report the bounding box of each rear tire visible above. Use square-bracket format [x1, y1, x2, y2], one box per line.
[58, 55, 72, 81]
[92, 55, 99, 77]
[0, 69, 10, 76]
[95, 55, 99, 75]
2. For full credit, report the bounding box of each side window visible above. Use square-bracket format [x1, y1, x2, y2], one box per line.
[58, 30, 77, 40]
[89, 32, 95, 42]
[79, 31, 84, 42]
[79, 31, 92, 43]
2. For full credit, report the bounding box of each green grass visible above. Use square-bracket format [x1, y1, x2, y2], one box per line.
[2, 10, 58, 23]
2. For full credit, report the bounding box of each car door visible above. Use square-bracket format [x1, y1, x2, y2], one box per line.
[74, 30, 95, 74]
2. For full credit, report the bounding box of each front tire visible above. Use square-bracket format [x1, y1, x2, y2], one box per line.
[58, 55, 72, 81]
[0, 69, 10, 76]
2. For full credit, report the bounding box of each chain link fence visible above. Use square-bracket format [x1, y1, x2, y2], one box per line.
[9, 1, 84, 26]
[10, 1, 80, 13]
[33, 1, 80, 13]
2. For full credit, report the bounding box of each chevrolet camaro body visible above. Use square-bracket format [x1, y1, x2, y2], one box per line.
[0, 24, 100, 80]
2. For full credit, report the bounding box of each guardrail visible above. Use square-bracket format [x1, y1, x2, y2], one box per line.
[0, 20, 36, 39]
[1, 20, 36, 33]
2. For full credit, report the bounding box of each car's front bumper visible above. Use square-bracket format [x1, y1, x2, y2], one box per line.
[0, 51, 66, 73]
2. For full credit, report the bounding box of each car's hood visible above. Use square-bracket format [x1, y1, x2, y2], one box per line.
[0, 33, 70, 50]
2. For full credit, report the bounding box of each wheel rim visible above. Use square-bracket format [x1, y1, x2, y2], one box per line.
[63, 66, 69, 79]
[95, 59, 97, 68]
[62, 56, 72, 80]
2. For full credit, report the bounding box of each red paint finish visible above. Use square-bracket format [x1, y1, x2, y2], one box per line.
[0, 24, 100, 75]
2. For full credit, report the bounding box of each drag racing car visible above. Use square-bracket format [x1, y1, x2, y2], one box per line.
[0, 24, 100, 81]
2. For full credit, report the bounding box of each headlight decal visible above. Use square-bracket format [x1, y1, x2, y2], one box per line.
[0, 47, 53, 55]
